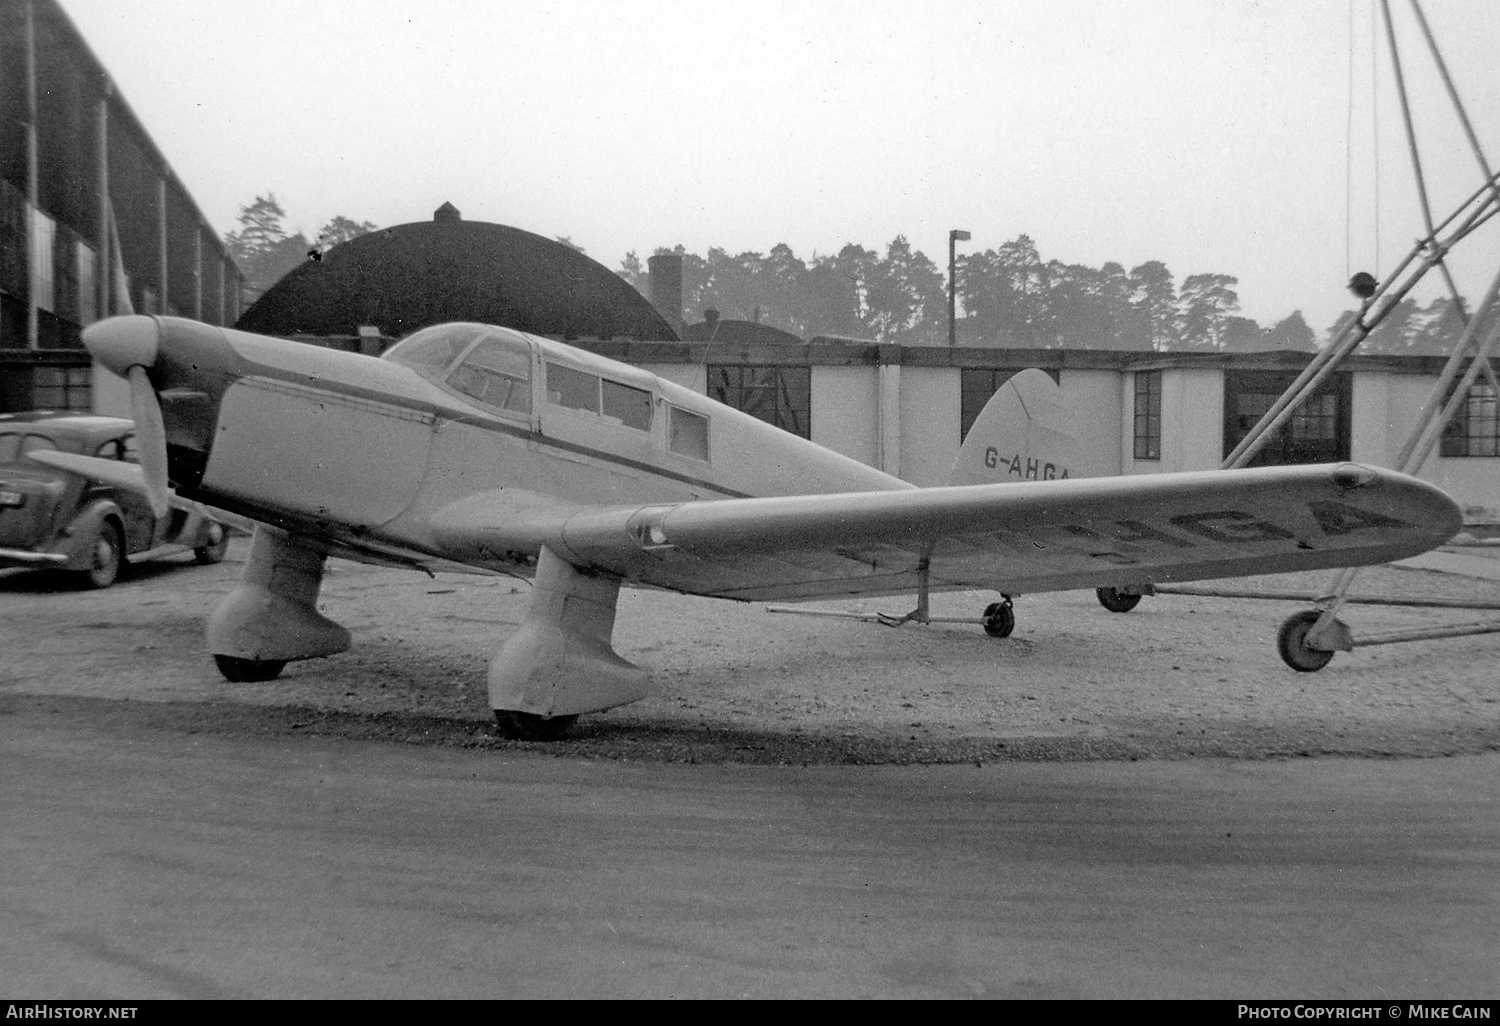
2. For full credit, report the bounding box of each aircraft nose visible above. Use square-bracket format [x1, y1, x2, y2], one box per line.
[81, 314, 160, 378]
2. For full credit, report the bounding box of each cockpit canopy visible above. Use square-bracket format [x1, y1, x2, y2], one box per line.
[384, 322, 533, 416]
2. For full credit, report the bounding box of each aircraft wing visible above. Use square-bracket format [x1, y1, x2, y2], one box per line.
[431, 462, 1461, 602]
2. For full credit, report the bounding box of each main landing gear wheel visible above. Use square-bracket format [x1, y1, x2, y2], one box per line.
[982, 599, 1015, 638]
[77, 523, 123, 589]
[1276, 610, 1335, 673]
[495, 710, 579, 742]
[194, 524, 230, 565]
[1096, 586, 1143, 613]
[214, 654, 288, 682]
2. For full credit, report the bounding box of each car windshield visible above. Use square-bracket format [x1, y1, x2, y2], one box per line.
[0, 432, 64, 462]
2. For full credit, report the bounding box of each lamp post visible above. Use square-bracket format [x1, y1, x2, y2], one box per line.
[948, 229, 971, 347]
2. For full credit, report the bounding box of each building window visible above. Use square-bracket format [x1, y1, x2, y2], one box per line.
[959, 367, 1060, 441]
[29, 210, 55, 314]
[76, 240, 98, 326]
[1133, 370, 1162, 460]
[1441, 383, 1500, 457]
[31, 366, 93, 411]
[0, 180, 26, 301]
[1222, 370, 1350, 466]
[51, 222, 80, 322]
[708, 365, 810, 439]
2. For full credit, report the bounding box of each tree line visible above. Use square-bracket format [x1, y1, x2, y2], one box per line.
[619, 236, 1482, 355]
[222, 195, 1476, 355]
[222, 194, 377, 302]
[617, 235, 1321, 351]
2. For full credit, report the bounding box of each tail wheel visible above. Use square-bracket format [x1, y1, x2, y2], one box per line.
[1277, 610, 1336, 672]
[981, 599, 1015, 638]
[1096, 586, 1143, 613]
[77, 522, 124, 589]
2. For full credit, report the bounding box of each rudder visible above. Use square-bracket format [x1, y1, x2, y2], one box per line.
[950, 368, 1081, 486]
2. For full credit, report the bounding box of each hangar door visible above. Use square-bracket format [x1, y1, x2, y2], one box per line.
[1223, 370, 1351, 467]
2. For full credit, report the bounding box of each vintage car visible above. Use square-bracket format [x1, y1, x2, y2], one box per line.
[0, 411, 229, 588]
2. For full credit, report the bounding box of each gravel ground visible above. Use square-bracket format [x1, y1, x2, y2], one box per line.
[4, 538, 1499, 764]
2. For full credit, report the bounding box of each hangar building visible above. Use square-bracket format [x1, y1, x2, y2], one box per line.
[237, 202, 676, 346]
[0, 0, 244, 413]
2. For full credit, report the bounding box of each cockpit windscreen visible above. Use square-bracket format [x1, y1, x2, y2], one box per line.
[384, 324, 533, 416]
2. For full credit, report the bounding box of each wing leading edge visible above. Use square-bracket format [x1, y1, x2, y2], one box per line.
[433, 463, 1461, 602]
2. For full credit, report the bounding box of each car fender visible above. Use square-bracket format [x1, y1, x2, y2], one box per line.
[51, 499, 126, 571]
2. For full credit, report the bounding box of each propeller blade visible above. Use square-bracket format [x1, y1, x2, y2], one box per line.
[107, 200, 135, 317]
[128, 365, 171, 518]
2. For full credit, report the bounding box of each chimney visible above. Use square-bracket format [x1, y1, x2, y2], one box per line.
[434, 201, 461, 222]
[647, 254, 683, 339]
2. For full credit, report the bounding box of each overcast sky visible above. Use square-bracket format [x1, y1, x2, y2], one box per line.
[55, 0, 1500, 335]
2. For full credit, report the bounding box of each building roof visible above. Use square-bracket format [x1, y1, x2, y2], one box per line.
[235, 206, 678, 342]
[681, 317, 805, 346]
[578, 338, 1458, 376]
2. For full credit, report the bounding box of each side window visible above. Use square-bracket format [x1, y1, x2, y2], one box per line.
[93, 438, 124, 461]
[122, 433, 140, 463]
[546, 363, 601, 413]
[19, 434, 58, 457]
[668, 406, 710, 462]
[545, 361, 655, 433]
[447, 338, 532, 416]
[602, 380, 652, 431]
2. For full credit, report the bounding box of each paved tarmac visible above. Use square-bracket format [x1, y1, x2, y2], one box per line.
[3, 541, 1498, 998]
[3, 702, 1498, 999]
[1398, 543, 1500, 581]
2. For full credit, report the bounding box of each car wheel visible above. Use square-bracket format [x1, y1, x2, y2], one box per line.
[194, 523, 230, 565]
[1096, 586, 1143, 613]
[76, 523, 123, 589]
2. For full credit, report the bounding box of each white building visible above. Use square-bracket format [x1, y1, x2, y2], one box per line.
[597, 338, 1499, 530]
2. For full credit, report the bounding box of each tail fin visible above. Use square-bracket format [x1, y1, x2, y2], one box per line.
[949, 368, 1081, 486]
